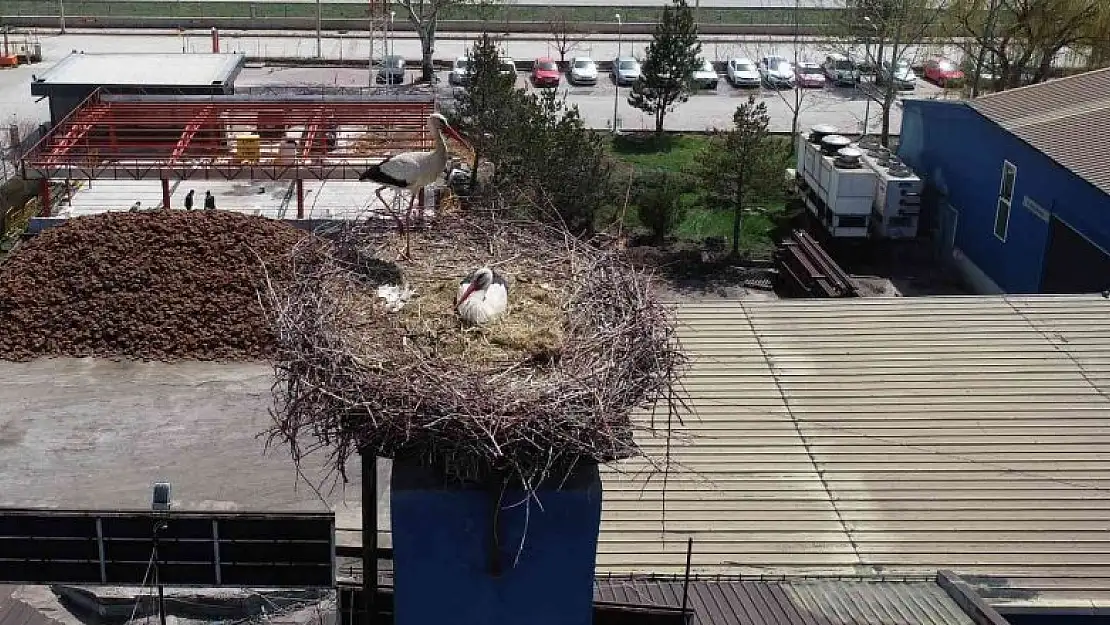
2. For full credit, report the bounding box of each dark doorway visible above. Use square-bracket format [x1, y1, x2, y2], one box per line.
[1041, 216, 1110, 293]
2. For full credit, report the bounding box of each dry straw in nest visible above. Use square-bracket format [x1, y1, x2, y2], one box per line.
[263, 209, 685, 489]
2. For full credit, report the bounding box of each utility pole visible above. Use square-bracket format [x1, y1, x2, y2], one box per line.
[152, 522, 168, 625]
[59, 0, 66, 34]
[612, 13, 622, 134]
[151, 482, 171, 625]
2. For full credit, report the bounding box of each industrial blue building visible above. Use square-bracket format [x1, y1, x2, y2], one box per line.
[899, 68, 1110, 293]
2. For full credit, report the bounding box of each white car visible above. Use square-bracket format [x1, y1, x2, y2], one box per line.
[568, 57, 598, 85]
[726, 57, 760, 87]
[448, 56, 471, 86]
[691, 58, 719, 90]
[760, 56, 796, 89]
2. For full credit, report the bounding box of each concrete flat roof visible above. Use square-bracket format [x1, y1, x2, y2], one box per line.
[50, 179, 411, 221]
[33, 53, 245, 88]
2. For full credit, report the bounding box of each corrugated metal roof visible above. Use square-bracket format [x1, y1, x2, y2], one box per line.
[0, 587, 55, 625]
[594, 578, 977, 625]
[968, 68, 1110, 196]
[598, 294, 1110, 610]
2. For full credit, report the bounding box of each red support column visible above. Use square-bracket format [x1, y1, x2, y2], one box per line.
[161, 178, 171, 210]
[211, 27, 220, 53]
[296, 179, 305, 219]
[38, 178, 51, 217]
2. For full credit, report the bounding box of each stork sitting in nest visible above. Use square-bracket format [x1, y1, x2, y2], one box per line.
[456, 267, 508, 325]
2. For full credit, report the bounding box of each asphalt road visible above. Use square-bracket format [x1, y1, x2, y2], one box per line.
[1, 32, 960, 133]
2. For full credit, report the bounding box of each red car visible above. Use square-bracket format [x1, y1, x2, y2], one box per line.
[924, 58, 965, 87]
[530, 57, 561, 88]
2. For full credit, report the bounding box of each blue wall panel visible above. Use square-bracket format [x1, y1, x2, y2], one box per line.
[390, 463, 602, 625]
[899, 99, 1110, 293]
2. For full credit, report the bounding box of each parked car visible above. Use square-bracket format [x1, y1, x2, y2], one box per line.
[726, 57, 760, 87]
[530, 57, 560, 87]
[376, 55, 406, 85]
[924, 57, 965, 87]
[690, 58, 719, 90]
[612, 57, 641, 86]
[877, 59, 916, 90]
[823, 53, 860, 86]
[760, 56, 796, 88]
[795, 61, 827, 88]
[568, 57, 598, 85]
[448, 56, 471, 86]
[500, 59, 517, 79]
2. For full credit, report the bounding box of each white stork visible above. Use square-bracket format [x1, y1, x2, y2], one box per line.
[456, 267, 508, 325]
[358, 113, 470, 258]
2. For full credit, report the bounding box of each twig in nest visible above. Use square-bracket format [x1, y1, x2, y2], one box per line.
[261, 191, 687, 491]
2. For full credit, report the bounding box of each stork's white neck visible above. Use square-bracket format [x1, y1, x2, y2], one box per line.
[429, 117, 448, 157]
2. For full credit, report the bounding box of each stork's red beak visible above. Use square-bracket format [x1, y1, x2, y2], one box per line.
[457, 283, 478, 309]
[444, 124, 472, 151]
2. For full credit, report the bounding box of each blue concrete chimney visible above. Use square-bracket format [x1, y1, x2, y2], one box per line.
[390, 461, 603, 625]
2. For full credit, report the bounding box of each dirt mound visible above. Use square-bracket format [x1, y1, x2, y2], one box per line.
[0, 211, 309, 362]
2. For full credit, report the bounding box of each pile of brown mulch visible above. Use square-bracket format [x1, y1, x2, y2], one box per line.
[0, 211, 311, 362]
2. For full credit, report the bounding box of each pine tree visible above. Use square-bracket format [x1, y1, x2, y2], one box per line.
[698, 96, 784, 257]
[627, 0, 702, 135]
[449, 34, 517, 191]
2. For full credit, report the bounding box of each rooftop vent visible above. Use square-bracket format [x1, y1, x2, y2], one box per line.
[887, 163, 915, 178]
[809, 124, 840, 144]
[820, 134, 852, 156]
[867, 145, 890, 159]
[835, 147, 864, 169]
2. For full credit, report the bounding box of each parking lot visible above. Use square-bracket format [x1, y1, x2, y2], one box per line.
[235, 64, 950, 133]
[0, 31, 959, 134]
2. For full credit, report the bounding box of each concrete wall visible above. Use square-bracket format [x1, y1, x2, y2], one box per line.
[1, 15, 821, 37]
[390, 462, 603, 625]
[899, 98, 1110, 293]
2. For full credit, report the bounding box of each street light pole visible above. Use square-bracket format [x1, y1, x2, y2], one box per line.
[315, 0, 322, 58]
[59, 0, 66, 34]
[388, 11, 395, 57]
[612, 13, 622, 134]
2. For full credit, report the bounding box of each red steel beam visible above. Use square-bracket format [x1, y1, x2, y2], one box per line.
[300, 109, 326, 161]
[41, 105, 111, 166]
[168, 104, 217, 168]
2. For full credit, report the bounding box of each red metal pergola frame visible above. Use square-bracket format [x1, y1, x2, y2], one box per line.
[22, 88, 436, 218]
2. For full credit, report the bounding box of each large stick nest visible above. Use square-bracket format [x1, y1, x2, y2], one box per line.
[263, 205, 685, 487]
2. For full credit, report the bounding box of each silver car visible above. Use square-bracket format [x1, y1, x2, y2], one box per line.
[448, 57, 471, 86]
[612, 57, 641, 86]
[878, 60, 917, 90]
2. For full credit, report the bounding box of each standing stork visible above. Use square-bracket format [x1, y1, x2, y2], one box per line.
[358, 113, 470, 259]
[456, 267, 508, 325]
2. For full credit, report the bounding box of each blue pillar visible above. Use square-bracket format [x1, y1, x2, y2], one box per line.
[390, 462, 603, 625]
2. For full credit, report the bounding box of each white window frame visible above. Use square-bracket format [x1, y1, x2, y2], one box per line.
[994, 161, 1017, 241]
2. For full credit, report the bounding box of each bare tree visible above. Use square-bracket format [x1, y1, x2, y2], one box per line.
[548, 11, 587, 64]
[839, 0, 950, 146]
[773, 0, 830, 140]
[399, 0, 497, 82]
[949, 0, 1106, 92]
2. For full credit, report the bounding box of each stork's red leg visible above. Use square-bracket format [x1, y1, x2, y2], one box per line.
[377, 186, 405, 231]
[403, 193, 417, 260]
